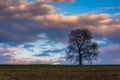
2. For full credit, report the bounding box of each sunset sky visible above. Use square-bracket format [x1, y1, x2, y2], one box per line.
[0, 0, 120, 64]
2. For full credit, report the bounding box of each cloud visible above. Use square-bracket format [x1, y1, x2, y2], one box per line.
[8, 55, 66, 64]
[100, 44, 120, 53]
[92, 6, 120, 14]
[0, 0, 55, 42]
[45, 0, 74, 3]
[34, 53, 51, 56]
[34, 48, 66, 57]
[0, 0, 54, 18]
[0, 29, 40, 42]
[112, 13, 120, 19]
[0, 45, 25, 63]
[114, 13, 120, 17]
[0, 54, 11, 64]
[99, 44, 120, 64]
[0, 45, 23, 53]
[0, 39, 68, 64]
[0, 0, 120, 44]
[0, 0, 120, 64]
[30, 0, 74, 3]
[103, 6, 120, 10]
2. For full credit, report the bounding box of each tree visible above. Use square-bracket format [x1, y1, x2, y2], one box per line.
[66, 28, 99, 65]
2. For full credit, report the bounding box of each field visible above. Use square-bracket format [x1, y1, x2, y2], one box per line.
[0, 65, 120, 80]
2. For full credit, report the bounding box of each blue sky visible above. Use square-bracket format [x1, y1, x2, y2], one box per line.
[52, 0, 120, 15]
[0, 0, 120, 64]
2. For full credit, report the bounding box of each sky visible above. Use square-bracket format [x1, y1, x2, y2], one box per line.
[0, 0, 120, 64]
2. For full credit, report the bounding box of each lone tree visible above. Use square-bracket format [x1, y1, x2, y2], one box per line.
[66, 28, 99, 65]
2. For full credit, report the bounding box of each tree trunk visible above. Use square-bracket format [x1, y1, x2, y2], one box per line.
[90, 60, 92, 65]
[79, 54, 82, 65]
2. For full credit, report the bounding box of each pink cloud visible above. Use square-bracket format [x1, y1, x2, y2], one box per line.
[0, 0, 120, 43]
[99, 44, 120, 53]
[8, 56, 66, 64]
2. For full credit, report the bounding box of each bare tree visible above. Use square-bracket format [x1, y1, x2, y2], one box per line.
[66, 28, 99, 65]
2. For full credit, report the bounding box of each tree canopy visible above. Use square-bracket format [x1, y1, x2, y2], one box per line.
[66, 28, 99, 65]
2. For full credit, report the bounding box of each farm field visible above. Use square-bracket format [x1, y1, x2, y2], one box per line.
[0, 65, 120, 80]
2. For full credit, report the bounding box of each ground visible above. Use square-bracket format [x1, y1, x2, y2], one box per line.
[0, 65, 120, 80]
